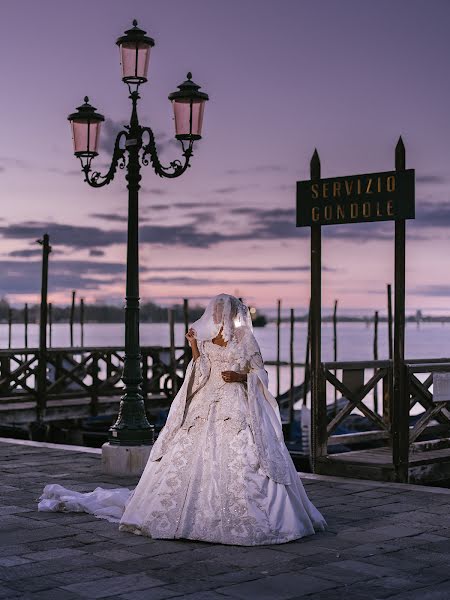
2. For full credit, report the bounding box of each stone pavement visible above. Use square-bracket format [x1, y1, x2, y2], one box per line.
[0, 439, 450, 600]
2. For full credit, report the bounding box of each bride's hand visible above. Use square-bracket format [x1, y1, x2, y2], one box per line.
[222, 370, 246, 384]
[185, 328, 198, 348]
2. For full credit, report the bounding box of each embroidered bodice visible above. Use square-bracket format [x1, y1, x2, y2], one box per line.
[182, 341, 248, 432]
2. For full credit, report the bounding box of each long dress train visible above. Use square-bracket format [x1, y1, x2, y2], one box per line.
[39, 338, 327, 546]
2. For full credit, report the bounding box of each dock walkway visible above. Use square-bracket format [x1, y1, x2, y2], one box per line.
[0, 438, 450, 600]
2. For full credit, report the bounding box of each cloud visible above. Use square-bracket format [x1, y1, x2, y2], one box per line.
[0, 221, 126, 249]
[142, 187, 169, 195]
[3, 197, 446, 258]
[414, 202, 450, 228]
[8, 248, 42, 258]
[411, 284, 450, 297]
[142, 275, 300, 286]
[151, 204, 170, 211]
[99, 119, 126, 154]
[145, 265, 313, 272]
[171, 202, 222, 210]
[0, 156, 32, 170]
[0, 259, 128, 295]
[226, 165, 286, 175]
[416, 175, 446, 184]
[214, 186, 241, 194]
[89, 249, 105, 257]
[90, 213, 128, 222]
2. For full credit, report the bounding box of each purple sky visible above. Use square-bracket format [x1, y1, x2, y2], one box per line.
[1, 0, 450, 313]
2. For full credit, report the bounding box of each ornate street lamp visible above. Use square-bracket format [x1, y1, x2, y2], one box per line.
[68, 20, 208, 448]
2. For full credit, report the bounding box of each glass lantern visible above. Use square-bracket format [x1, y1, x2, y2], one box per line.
[168, 73, 209, 141]
[116, 20, 155, 85]
[68, 97, 105, 158]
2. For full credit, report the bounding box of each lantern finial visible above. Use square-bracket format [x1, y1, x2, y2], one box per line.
[133, 19, 138, 27]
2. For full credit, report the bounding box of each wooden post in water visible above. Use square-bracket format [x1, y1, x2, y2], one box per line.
[387, 283, 393, 360]
[7, 308, 12, 349]
[37, 233, 51, 422]
[393, 137, 408, 483]
[289, 308, 295, 430]
[48, 303, 52, 348]
[70, 290, 76, 348]
[303, 300, 311, 409]
[80, 298, 84, 348]
[310, 149, 326, 472]
[373, 310, 379, 413]
[276, 299, 281, 398]
[333, 300, 338, 414]
[24, 303, 28, 348]
[183, 298, 189, 375]
[168, 308, 178, 396]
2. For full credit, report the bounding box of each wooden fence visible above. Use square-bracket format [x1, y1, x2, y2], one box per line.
[0, 345, 188, 425]
[312, 358, 450, 483]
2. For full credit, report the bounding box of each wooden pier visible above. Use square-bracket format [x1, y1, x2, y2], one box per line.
[312, 358, 450, 485]
[0, 345, 187, 426]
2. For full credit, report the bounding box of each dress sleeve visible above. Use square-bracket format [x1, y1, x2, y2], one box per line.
[247, 350, 269, 388]
[246, 352, 293, 485]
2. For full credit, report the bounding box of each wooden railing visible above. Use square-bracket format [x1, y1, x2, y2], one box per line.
[311, 358, 450, 482]
[312, 360, 393, 460]
[0, 345, 189, 424]
[406, 360, 450, 444]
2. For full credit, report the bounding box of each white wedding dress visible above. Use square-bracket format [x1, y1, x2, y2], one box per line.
[39, 295, 327, 546]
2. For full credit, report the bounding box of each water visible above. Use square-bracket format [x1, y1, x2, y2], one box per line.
[1, 321, 449, 408]
[2, 320, 450, 360]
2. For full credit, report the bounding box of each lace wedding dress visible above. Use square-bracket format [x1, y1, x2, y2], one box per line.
[39, 295, 327, 546]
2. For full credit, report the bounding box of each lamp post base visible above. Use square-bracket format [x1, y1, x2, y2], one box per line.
[102, 442, 152, 476]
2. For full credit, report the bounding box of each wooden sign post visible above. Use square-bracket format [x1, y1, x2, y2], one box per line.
[296, 138, 415, 480]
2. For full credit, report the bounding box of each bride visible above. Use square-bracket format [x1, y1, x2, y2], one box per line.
[39, 294, 326, 545]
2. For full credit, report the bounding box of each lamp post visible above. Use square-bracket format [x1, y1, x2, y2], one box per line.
[68, 20, 208, 454]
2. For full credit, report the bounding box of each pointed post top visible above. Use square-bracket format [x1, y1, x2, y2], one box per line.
[310, 148, 321, 180]
[395, 136, 405, 171]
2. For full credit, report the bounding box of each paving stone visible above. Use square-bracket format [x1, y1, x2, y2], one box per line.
[51, 567, 120, 585]
[385, 580, 450, 600]
[22, 547, 87, 562]
[0, 584, 21, 599]
[7, 576, 64, 593]
[216, 572, 337, 599]
[118, 589, 184, 600]
[93, 548, 143, 562]
[1, 441, 450, 600]
[20, 589, 85, 600]
[63, 573, 166, 598]
[325, 558, 400, 579]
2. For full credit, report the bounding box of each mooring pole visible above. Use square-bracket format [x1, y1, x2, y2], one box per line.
[276, 299, 281, 398]
[37, 233, 51, 422]
[169, 308, 178, 396]
[183, 298, 189, 375]
[48, 302, 52, 348]
[24, 303, 28, 348]
[310, 149, 325, 472]
[80, 298, 85, 348]
[70, 290, 76, 347]
[7, 308, 12, 349]
[333, 299, 338, 415]
[289, 308, 295, 431]
[303, 299, 311, 409]
[373, 310, 379, 414]
[393, 137, 408, 483]
[387, 283, 393, 360]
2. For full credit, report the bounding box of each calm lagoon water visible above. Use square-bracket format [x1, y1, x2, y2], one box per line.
[1, 321, 449, 409]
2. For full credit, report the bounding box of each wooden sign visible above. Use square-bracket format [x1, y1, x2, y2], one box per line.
[296, 169, 415, 227]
